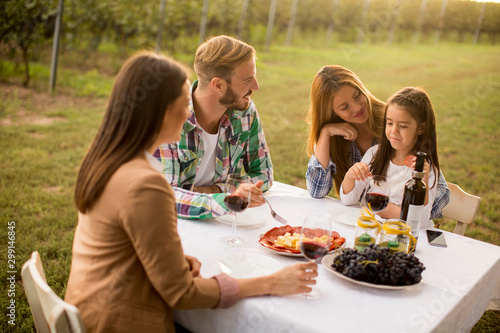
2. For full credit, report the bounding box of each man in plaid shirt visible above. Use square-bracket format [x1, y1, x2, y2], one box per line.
[155, 36, 272, 219]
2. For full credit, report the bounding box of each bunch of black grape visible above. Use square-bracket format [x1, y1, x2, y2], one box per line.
[332, 244, 425, 286]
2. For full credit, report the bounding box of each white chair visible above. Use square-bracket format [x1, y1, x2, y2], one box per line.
[21, 251, 85, 333]
[441, 182, 481, 236]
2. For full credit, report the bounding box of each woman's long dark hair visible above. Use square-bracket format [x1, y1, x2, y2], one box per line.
[75, 51, 188, 213]
[370, 87, 440, 188]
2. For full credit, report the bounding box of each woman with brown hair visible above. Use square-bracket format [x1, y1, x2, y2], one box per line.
[306, 65, 449, 219]
[66, 51, 317, 333]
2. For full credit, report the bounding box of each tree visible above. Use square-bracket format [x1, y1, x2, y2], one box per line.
[1, 0, 57, 86]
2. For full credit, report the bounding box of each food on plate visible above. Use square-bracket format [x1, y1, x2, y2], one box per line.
[259, 225, 345, 254]
[274, 232, 330, 250]
[332, 244, 425, 286]
[404, 155, 416, 168]
[274, 232, 301, 249]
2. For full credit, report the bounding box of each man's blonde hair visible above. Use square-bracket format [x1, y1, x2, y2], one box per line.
[194, 35, 256, 87]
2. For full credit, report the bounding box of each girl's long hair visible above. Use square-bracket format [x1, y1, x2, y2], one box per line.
[370, 87, 440, 188]
[306, 65, 385, 195]
[74, 51, 188, 213]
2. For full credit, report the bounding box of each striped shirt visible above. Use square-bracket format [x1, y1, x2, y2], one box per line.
[155, 81, 273, 219]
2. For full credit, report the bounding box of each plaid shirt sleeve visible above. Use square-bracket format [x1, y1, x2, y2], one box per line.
[306, 154, 336, 198]
[305, 141, 361, 198]
[430, 171, 450, 219]
[173, 187, 228, 220]
[155, 143, 230, 220]
[243, 109, 273, 191]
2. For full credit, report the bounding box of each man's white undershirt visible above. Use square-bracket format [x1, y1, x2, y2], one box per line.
[193, 128, 219, 186]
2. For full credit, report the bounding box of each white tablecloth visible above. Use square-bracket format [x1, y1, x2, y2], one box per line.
[174, 182, 500, 333]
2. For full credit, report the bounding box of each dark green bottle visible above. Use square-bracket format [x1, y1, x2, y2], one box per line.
[400, 152, 427, 252]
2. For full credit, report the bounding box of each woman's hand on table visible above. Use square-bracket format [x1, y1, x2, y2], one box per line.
[269, 262, 318, 295]
[185, 255, 202, 277]
[237, 262, 317, 299]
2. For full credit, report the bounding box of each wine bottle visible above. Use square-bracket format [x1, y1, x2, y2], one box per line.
[400, 152, 427, 252]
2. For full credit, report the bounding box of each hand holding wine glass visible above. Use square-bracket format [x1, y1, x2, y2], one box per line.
[299, 214, 332, 298]
[220, 174, 251, 246]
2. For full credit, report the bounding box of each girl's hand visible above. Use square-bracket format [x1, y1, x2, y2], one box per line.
[268, 262, 318, 295]
[185, 255, 202, 277]
[346, 162, 371, 182]
[233, 180, 265, 208]
[320, 122, 358, 141]
[422, 161, 430, 186]
[407, 158, 430, 186]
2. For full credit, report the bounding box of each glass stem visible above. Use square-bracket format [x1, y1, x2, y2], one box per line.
[306, 259, 317, 295]
[231, 213, 237, 240]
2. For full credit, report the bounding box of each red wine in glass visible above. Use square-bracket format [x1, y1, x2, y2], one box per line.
[299, 214, 332, 299]
[300, 241, 328, 261]
[220, 173, 251, 246]
[224, 195, 250, 213]
[363, 175, 391, 213]
[364, 192, 389, 212]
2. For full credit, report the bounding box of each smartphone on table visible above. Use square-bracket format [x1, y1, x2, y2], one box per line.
[426, 230, 447, 247]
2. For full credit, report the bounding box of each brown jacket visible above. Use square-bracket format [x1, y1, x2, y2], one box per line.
[65, 154, 221, 332]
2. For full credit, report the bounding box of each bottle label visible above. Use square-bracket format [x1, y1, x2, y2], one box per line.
[407, 204, 424, 238]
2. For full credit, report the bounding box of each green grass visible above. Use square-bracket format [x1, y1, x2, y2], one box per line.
[254, 42, 500, 245]
[1, 42, 499, 331]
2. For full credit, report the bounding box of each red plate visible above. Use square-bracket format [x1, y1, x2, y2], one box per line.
[258, 225, 346, 254]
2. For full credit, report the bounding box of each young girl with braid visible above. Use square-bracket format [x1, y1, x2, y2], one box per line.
[340, 87, 441, 230]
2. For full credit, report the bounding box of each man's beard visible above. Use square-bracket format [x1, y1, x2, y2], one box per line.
[219, 85, 251, 111]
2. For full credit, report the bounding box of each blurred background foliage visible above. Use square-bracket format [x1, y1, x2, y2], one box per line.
[0, 0, 499, 331]
[2, 0, 500, 85]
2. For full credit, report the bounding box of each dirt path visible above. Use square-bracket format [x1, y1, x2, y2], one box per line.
[0, 82, 106, 126]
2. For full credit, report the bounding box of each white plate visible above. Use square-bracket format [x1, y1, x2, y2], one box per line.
[261, 247, 304, 257]
[321, 253, 420, 290]
[328, 205, 361, 226]
[262, 246, 342, 258]
[258, 225, 346, 257]
[215, 209, 266, 226]
[218, 252, 284, 278]
[328, 205, 384, 227]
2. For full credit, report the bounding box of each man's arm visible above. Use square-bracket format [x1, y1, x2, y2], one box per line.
[192, 185, 222, 194]
[155, 144, 228, 219]
[173, 187, 228, 220]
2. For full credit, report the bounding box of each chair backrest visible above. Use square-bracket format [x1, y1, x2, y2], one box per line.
[21, 251, 86, 333]
[441, 182, 481, 236]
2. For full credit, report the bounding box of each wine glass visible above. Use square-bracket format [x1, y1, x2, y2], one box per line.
[299, 214, 332, 299]
[362, 175, 390, 213]
[220, 174, 252, 246]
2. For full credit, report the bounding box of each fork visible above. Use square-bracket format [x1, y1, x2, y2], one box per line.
[263, 197, 288, 224]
